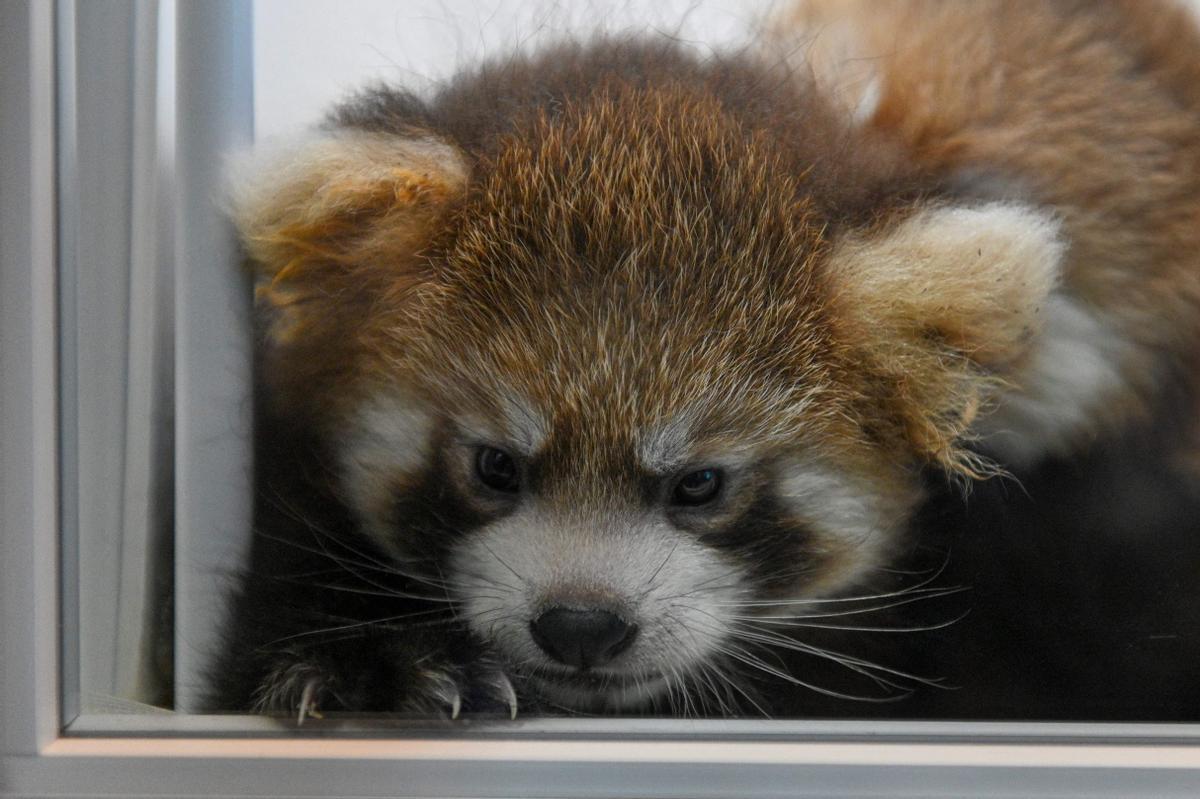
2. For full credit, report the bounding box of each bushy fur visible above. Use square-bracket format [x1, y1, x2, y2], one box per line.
[210, 2, 1200, 720]
[776, 0, 1200, 459]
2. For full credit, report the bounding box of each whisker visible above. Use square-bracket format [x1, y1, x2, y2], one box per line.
[715, 586, 969, 619]
[265, 575, 458, 603]
[714, 584, 964, 609]
[712, 642, 911, 703]
[256, 608, 457, 649]
[729, 624, 946, 688]
[728, 608, 971, 634]
[637, 539, 681, 599]
[479, 540, 530, 585]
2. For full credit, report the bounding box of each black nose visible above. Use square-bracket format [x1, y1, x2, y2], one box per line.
[529, 607, 638, 669]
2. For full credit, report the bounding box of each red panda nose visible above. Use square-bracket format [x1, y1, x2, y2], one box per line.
[530, 607, 639, 670]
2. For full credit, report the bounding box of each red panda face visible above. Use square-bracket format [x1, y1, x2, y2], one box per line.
[318, 91, 923, 708]
[231, 58, 1063, 711]
[337, 382, 918, 711]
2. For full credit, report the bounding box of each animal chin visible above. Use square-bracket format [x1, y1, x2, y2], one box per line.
[526, 667, 671, 712]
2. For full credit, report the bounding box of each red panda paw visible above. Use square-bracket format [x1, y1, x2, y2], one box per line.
[400, 657, 518, 720]
[406, 665, 466, 719]
[245, 635, 517, 720]
[250, 657, 332, 725]
[474, 658, 519, 720]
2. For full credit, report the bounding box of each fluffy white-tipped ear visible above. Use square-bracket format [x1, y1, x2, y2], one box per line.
[226, 129, 468, 340]
[831, 202, 1066, 474]
[224, 128, 468, 421]
[835, 203, 1065, 366]
[227, 130, 467, 242]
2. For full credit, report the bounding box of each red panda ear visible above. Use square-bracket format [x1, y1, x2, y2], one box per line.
[226, 130, 467, 422]
[829, 202, 1066, 476]
[227, 129, 468, 345]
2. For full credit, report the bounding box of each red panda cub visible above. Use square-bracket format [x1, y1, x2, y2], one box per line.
[211, 1, 1200, 719]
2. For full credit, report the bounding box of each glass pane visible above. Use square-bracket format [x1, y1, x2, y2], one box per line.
[66, 0, 1200, 737]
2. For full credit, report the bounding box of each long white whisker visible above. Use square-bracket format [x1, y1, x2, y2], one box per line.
[713, 642, 910, 703]
[730, 624, 946, 688]
[728, 609, 971, 634]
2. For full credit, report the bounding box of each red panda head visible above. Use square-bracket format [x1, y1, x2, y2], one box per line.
[230, 49, 1063, 711]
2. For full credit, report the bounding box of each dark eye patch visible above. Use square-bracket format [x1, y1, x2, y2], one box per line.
[387, 424, 497, 557]
[697, 492, 822, 596]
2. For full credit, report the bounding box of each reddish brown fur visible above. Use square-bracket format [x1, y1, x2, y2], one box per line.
[235, 135, 467, 427]
[237, 41, 1005, 489]
[233, 1, 1200, 559]
[777, 0, 1200, 444]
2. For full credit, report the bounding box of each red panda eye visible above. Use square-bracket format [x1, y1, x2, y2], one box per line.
[475, 446, 520, 493]
[672, 468, 722, 506]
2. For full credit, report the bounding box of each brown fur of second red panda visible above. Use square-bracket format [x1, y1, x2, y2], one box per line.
[774, 0, 1200, 455]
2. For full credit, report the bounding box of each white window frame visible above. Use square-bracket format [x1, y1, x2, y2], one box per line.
[5, 1, 1200, 796]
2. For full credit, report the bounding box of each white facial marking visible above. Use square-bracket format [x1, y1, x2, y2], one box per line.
[777, 459, 900, 593]
[636, 413, 696, 473]
[450, 509, 745, 710]
[976, 293, 1133, 466]
[338, 393, 434, 549]
[497, 391, 550, 456]
[457, 392, 549, 457]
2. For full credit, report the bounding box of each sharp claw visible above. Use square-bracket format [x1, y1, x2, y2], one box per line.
[297, 676, 322, 726]
[424, 669, 463, 720]
[496, 672, 518, 720]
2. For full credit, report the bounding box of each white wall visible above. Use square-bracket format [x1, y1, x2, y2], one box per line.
[253, 0, 783, 139]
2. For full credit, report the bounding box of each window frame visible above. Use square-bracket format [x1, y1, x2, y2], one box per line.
[4, 1, 1200, 796]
